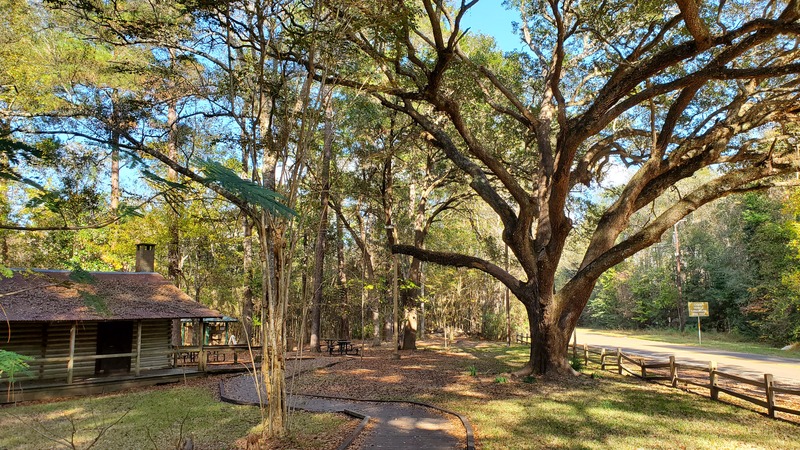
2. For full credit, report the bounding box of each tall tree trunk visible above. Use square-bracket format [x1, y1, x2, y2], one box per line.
[166, 97, 183, 346]
[258, 219, 286, 437]
[335, 214, 350, 339]
[300, 232, 311, 345]
[166, 98, 181, 286]
[242, 219, 255, 342]
[361, 216, 381, 346]
[381, 133, 399, 346]
[110, 130, 120, 212]
[309, 98, 334, 352]
[401, 257, 420, 350]
[0, 151, 9, 266]
[241, 132, 256, 343]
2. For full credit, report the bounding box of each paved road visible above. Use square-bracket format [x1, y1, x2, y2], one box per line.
[575, 328, 800, 388]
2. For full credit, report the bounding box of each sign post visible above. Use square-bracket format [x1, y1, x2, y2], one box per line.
[687, 302, 709, 344]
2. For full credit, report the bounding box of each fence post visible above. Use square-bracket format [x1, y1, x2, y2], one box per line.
[616, 348, 622, 374]
[709, 361, 718, 400]
[669, 356, 677, 387]
[640, 358, 647, 378]
[583, 344, 588, 367]
[600, 348, 607, 370]
[572, 331, 577, 360]
[764, 374, 775, 418]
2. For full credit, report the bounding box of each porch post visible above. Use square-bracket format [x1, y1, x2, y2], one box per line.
[67, 322, 76, 384]
[135, 320, 142, 376]
[198, 319, 206, 372]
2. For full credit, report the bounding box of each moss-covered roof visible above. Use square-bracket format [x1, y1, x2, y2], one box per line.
[0, 270, 221, 322]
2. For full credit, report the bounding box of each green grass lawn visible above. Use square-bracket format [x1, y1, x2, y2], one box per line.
[3, 344, 799, 450]
[0, 380, 349, 449]
[417, 343, 800, 449]
[582, 328, 800, 359]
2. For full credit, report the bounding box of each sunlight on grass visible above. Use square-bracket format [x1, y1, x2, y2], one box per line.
[418, 343, 800, 450]
[0, 383, 353, 450]
[249, 411, 350, 449]
[0, 385, 260, 449]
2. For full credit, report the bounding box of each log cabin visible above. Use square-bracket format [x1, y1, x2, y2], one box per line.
[0, 244, 223, 401]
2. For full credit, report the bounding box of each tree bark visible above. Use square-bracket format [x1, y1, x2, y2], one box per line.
[110, 130, 120, 212]
[166, 98, 181, 286]
[335, 214, 350, 339]
[242, 218, 255, 342]
[309, 97, 335, 352]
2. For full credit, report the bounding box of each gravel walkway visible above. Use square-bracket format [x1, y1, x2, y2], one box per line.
[221, 372, 466, 449]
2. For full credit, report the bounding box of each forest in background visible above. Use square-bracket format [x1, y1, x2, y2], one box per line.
[584, 188, 800, 346]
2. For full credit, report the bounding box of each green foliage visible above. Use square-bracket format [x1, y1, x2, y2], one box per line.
[584, 190, 800, 346]
[196, 159, 296, 218]
[467, 365, 477, 376]
[0, 349, 32, 384]
[68, 265, 96, 284]
[79, 291, 111, 316]
[494, 376, 508, 384]
[480, 310, 506, 341]
[569, 356, 584, 372]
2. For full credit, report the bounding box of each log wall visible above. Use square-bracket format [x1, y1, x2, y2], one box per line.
[0, 319, 172, 383]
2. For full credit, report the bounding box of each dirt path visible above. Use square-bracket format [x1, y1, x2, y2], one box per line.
[576, 328, 800, 388]
[221, 373, 466, 450]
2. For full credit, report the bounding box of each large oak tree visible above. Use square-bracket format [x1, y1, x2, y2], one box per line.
[303, 0, 800, 375]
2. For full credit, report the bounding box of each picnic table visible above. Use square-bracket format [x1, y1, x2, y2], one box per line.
[324, 338, 359, 356]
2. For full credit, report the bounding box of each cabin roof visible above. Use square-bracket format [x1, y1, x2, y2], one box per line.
[0, 270, 221, 322]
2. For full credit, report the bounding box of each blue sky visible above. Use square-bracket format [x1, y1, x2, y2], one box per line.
[461, 1, 521, 52]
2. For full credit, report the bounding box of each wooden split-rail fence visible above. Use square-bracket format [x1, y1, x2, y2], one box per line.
[514, 334, 800, 421]
[568, 342, 800, 421]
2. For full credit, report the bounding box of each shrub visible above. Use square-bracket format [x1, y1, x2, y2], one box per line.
[569, 356, 584, 372]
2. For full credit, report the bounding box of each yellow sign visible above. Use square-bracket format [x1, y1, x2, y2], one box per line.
[688, 302, 709, 317]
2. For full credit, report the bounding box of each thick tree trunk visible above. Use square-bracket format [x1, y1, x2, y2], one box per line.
[514, 285, 594, 376]
[259, 221, 287, 438]
[527, 307, 572, 376]
[401, 306, 418, 350]
[401, 257, 422, 350]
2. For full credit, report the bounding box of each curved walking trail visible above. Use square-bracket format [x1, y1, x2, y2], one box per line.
[577, 328, 800, 388]
[221, 373, 470, 450]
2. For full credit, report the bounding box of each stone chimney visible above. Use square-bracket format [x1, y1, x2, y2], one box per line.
[135, 243, 156, 272]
